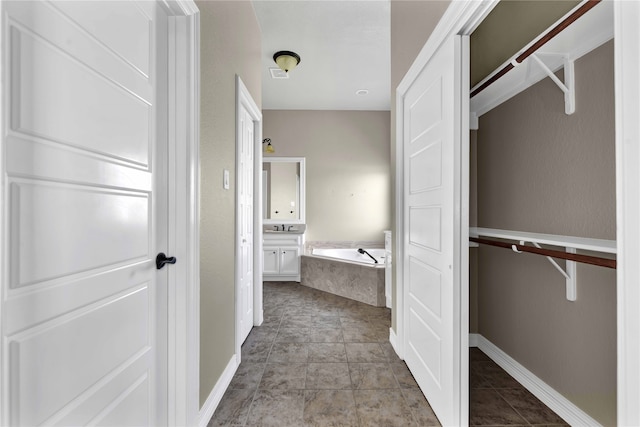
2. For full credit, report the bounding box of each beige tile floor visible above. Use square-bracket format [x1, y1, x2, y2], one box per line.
[208, 282, 568, 427]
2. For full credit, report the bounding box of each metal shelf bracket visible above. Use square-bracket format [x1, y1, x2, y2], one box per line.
[531, 53, 576, 115]
[511, 240, 577, 301]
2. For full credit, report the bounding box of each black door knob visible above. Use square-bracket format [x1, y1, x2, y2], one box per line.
[156, 252, 177, 270]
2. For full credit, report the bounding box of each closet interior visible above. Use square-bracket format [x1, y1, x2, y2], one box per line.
[468, 1, 616, 425]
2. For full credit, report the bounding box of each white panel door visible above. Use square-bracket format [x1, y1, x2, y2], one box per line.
[238, 106, 254, 343]
[403, 35, 466, 426]
[0, 1, 169, 425]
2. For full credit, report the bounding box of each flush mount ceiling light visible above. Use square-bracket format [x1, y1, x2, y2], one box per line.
[273, 51, 301, 73]
[263, 138, 275, 153]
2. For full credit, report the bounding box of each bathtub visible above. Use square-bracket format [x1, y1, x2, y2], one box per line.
[301, 247, 386, 307]
[310, 248, 386, 267]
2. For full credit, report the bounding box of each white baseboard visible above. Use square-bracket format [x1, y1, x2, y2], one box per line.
[476, 335, 602, 427]
[468, 333, 479, 347]
[386, 295, 392, 309]
[389, 328, 403, 359]
[198, 355, 239, 427]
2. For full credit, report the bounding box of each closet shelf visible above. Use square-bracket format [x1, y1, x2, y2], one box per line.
[469, 227, 616, 302]
[470, 0, 613, 118]
[469, 227, 616, 254]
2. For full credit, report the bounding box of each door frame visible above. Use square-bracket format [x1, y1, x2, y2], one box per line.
[614, 2, 640, 425]
[162, 1, 200, 425]
[235, 75, 263, 363]
[394, 0, 640, 425]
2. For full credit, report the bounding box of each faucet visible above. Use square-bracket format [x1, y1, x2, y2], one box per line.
[358, 248, 378, 264]
[287, 225, 294, 231]
[273, 225, 279, 231]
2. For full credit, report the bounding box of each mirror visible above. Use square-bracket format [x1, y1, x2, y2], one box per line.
[262, 157, 305, 224]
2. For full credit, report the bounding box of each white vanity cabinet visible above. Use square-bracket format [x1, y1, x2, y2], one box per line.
[263, 233, 303, 282]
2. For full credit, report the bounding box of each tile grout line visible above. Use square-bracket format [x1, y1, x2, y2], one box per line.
[493, 388, 535, 426]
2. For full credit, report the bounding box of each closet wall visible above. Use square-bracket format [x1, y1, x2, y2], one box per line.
[475, 41, 616, 426]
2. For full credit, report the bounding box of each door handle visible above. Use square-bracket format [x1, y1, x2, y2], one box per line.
[156, 252, 177, 270]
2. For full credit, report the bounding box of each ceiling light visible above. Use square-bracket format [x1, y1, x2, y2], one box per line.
[356, 89, 369, 96]
[273, 51, 301, 73]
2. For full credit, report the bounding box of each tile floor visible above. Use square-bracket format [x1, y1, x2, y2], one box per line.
[208, 282, 568, 427]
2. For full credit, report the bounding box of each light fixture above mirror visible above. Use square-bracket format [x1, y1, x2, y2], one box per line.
[273, 51, 301, 73]
[263, 138, 275, 153]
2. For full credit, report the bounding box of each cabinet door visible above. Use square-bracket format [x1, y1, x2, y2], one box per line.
[279, 247, 300, 275]
[263, 248, 279, 275]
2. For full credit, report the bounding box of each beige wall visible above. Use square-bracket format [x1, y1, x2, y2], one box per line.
[263, 110, 390, 242]
[198, 1, 262, 408]
[476, 41, 616, 426]
[390, 0, 451, 330]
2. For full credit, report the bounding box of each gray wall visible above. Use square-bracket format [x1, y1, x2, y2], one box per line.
[263, 110, 391, 243]
[198, 1, 262, 408]
[476, 41, 616, 426]
[390, 0, 451, 330]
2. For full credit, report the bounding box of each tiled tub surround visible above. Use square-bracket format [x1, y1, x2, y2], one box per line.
[301, 255, 385, 307]
[301, 242, 386, 307]
[208, 282, 568, 427]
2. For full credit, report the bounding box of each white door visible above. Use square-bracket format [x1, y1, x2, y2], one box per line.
[238, 106, 254, 343]
[402, 35, 467, 426]
[0, 1, 169, 425]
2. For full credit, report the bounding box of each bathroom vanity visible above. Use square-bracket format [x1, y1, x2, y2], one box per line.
[263, 231, 304, 282]
[262, 157, 305, 282]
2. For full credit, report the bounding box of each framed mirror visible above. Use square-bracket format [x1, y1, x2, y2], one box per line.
[262, 157, 306, 224]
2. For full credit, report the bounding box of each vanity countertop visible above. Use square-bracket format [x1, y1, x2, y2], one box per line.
[264, 229, 305, 235]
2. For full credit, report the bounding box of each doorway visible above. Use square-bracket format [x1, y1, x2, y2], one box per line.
[235, 76, 264, 358]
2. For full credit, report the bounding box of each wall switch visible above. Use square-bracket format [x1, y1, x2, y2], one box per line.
[223, 169, 230, 190]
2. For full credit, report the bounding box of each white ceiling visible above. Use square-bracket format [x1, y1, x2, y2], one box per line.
[253, 1, 391, 111]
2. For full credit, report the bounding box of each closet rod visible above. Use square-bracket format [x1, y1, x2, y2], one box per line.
[470, 237, 616, 269]
[471, 0, 601, 98]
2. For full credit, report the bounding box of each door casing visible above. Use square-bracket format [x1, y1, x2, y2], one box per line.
[164, 2, 201, 425]
[235, 75, 263, 363]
